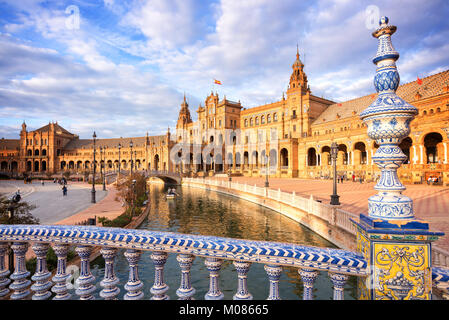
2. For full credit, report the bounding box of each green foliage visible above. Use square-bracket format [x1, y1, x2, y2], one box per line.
[26, 246, 77, 272]
[98, 211, 132, 228]
[0, 195, 39, 225]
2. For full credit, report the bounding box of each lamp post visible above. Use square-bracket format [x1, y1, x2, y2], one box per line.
[134, 150, 137, 172]
[330, 142, 340, 205]
[118, 143, 121, 177]
[102, 147, 106, 191]
[228, 166, 232, 182]
[265, 155, 269, 188]
[91, 132, 96, 203]
[8, 190, 21, 272]
[130, 140, 133, 175]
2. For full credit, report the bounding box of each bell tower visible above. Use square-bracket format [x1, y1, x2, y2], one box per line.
[176, 94, 193, 142]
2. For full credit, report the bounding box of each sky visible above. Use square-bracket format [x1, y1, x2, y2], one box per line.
[0, 0, 448, 139]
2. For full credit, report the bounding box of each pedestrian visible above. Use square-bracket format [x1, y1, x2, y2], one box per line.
[352, 174, 355, 182]
[62, 185, 67, 196]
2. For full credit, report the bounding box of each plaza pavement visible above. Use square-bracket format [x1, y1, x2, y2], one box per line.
[209, 176, 449, 252]
[0, 180, 122, 225]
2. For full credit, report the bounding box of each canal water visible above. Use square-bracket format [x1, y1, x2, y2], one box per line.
[89, 183, 358, 300]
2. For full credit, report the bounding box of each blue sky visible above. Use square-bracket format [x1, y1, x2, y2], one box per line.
[0, 0, 448, 139]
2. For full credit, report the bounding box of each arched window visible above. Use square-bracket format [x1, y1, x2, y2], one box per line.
[250, 118, 253, 126]
[261, 115, 265, 124]
[273, 113, 278, 122]
[267, 114, 271, 123]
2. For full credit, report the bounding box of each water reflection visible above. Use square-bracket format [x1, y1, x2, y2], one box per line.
[90, 183, 358, 300]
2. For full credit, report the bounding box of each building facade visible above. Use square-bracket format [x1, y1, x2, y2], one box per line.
[1, 49, 448, 185]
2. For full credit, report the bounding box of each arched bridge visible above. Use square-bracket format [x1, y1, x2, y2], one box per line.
[145, 170, 181, 184]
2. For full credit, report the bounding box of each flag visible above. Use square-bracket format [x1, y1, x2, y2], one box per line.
[214, 79, 222, 85]
[417, 76, 423, 85]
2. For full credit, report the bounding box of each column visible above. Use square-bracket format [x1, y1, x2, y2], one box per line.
[328, 272, 349, 300]
[0, 243, 11, 297]
[150, 251, 169, 300]
[31, 243, 52, 300]
[100, 247, 120, 300]
[233, 260, 253, 300]
[75, 245, 96, 300]
[204, 257, 224, 300]
[264, 264, 282, 300]
[51, 244, 71, 300]
[443, 142, 448, 164]
[124, 249, 144, 300]
[176, 254, 196, 300]
[419, 144, 424, 164]
[299, 268, 319, 300]
[9, 242, 31, 300]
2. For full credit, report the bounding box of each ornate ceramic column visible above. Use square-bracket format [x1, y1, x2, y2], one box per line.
[31, 243, 52, 300]
[328, 272, 349, 300]
[204, 257, 224, 300]
[353, 16, 444, 300]
[176, 254, 196, 300]
[75, 245, 96, 300]
[51, 244, 71, 300]
[233, 260, 253, 300]
[298, 268, 318, 300]
[264, 264, 282, 300]
[99, 247, 120, 300]
[124, 249, 144, 300]
[0, 243, 11, 297]
[150, 251, 169, 300]
[9, 242, 31, 300]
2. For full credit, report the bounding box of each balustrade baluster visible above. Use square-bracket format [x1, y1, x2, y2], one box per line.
[75, 245, 96, 300]
[124, 249, 144, 300]
[233, 260, 253, 300]
[150, 251, 169, 300]
[299, 268, 319, 300]
[264, 264, 282, 300]
[204, 257, 224, 300]
[328, 272, 349, 300]
[9, 242, 31, 300]
[99, 247, 120, 300]
[51, 244, 71, 300]
[31, 243, 52, 300]
[176, 254, 195, 300]
[0, 243, 11, 297]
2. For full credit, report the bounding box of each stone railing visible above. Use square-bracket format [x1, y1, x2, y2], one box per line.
[0, 224, 368, 300]
[183, 178, 449, 269]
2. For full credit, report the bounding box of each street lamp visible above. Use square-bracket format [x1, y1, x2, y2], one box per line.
[228, 166, 232, 182]
[118, 143, 121, 176]
[130, 140, 133, 175]
[102, 146, 106, 191]
[330, 142, 340, 205]
[134, 150, 137, 172]
[265, 155, 269, 188]
[91, 131, 97, 203]
[8, 190, 21, 272]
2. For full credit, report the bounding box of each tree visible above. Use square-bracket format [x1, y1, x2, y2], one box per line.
[116, 172, 148, 217]
[0, 195, 39, 224]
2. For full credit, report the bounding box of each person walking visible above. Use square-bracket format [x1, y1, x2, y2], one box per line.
[62, 185, 67, 196]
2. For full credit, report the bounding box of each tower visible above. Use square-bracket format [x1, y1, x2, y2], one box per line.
[176, 94, 193, 143]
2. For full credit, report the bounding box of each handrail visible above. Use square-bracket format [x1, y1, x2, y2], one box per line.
[0, 225, 367, 276]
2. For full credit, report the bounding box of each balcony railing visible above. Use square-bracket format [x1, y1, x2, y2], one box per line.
[0, 224, 367, 300]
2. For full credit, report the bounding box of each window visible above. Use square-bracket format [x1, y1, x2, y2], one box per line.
[267, 114, 271, 123]
[250, 118, 253, 126]
[273, 113, 278, 122]
[261, 115, 265, 124]
[244, 119, 248, 127]
[255, 117, 259, 125]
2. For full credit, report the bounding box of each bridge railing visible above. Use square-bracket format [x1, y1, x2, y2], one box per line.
[0, 224, 367, 300]
[182, 178, 449, 270]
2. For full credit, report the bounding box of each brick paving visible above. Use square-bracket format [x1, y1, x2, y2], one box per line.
[210, 176, 449, 252]
[54, 183, 124, 226]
